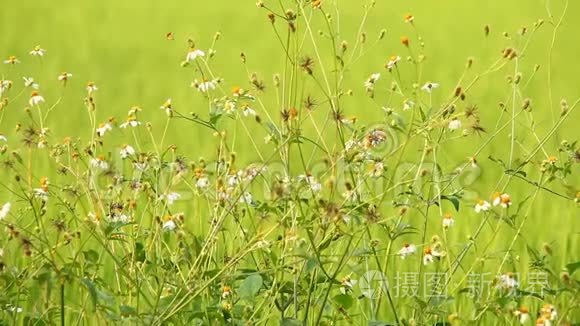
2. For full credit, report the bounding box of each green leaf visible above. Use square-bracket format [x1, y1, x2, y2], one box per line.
[440, 194, 460, 212]
[238, 274, 263, 300]
[566, 261, 580, 275]
[333, 294, 353, 309]
[81, 278, 98, 311]
[280, 318, 301, 326]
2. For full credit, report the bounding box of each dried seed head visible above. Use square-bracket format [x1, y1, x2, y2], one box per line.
[267, 13, 275, 23]
[400, 36, 409, 47]
[378, 29, 386, 40]
[484, 25, 490, 36]
[466, 57, 474, 68]
[522, 98, 531, 111]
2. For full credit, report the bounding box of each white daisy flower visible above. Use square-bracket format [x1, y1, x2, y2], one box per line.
[540, 304, 557, 321]
[3, 56, 20, 64]
[196, 177, 210, 189]
[23, 77, 39, 89]
[423, 247, 442, 265]
[96, 122, 113, 137]
[298, 174, 322, 193]
[513, 307, 530, 325]
[492, 192, 512, 208]
[403, 99, 415, 111]
[448, 119, 462, 130]
[162, 219, 177, 232]
[364, 72, 381, 89]
[0, 202, 11, 220]
[192, 79, 217, 92]
[29, 45, 46, 57]
[90, 156, 109, 170]
[474, 199, 491, 213]
[58, 72, 72, 82]
[386, 55, 400, 70]
[497, 273, 518, 289]
[120, 116, 141, 128]
[185, 48, 205, 62]
[160, 98, 172, 116]
[397, 243, 417, 259]
[240, 192, 254, 204]
[119, 144, 135, 158]
[242, 106, 256, 117]
[159, 192, 181, 205]
[421, 82, 439, 93]
[29, 91, 45, 106]
[442, 213, 455, 229]
[110, 213, 130, 223]
[86, 82, 98, 94]
[339, 275, 357, 294]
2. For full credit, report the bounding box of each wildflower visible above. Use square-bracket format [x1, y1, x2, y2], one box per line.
[448, 118, 462, 130]
[120, 116, 141, 128]
[160, 98, 172, 116]
[403, 99, 414, 111]
[58, 72, 72, 83]
[222, 285, 232, 299]
[119, 144, 135, 158]
[162, 216, 177, 231]
[492, 192, 512, 208]
[192, 79, 217, 92]
[368, 161, 385, 177]
[364, 72, 381, 89]
[159, 192, 181, 205]
[513, 307, 530, 324]
[397, 243, 417, 259]
[535, 317, 548, 326]
[0, 79, 13, 96]
[96, 122, 113, 137]
[404, 14, 415, 23]
[110, 213, 130, 223]
[540, 304, 557, 322]
[29, 45, 46, 57]
[442, 213, 454, 229]
[90, 156, 109, 170]
[242, 105, 256, 117]
[23, 77, 39, 89]
[185, 48, 205, 62]
[240, 192, 254, 204]
[339, 275, 357, 294]
[3, 56, 20, 64]
[0, 134, 6, 142]
[33, 177, 49, 201]
[423, 246, 442, 265]
[86, 82, 98, 94]
[29, 91, 45, 106]
[497, 273, 518, 289]
[421, 82, 440, 93]
[297, 174, 322, 192]
[5, 304, 23, 313]
[363, 129, 387, 149]
[386, 55, 400, 70]
[0, 202, 11, 220]
[474, 199, 491, 213]
[196, 177, 210, 189]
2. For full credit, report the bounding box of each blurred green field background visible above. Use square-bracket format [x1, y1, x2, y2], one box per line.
[0, 0, 579, 319]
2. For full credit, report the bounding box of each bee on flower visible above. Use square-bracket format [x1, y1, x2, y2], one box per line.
[421, 82, 440, 93]
[474, 199, 491, 213]
[339, 275, 357, 294]
[119, 144, 135, 159]
[58, 72, 72, 84]
[3, 56, 20, 65]
[86, 82, 98, 94]
[423, 246, 443, 265]
[0, 202, 11, 220]
[442, 213, 455, 229]
[513, 307, 530, 324]
[492, 192, 512, 208]
[160, 98, 172, 116]
[185, 48, 205, 62]
[162, 215, 177, 232]
[23, 77, 39, 89]
[192, 79, 217, 92]
[385, 55, 401, 70]
[90, 156, 109, 170]
[120, 116, 141, 128]
[397, 243, 417, 259]
[29, 91, 45, 106]
[33, 177, 50, 202]
[448, 118, 462, 131]
[159, 192, 181, 205]
[29, 45, 46, 57]
[96, 121, 113, 137]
